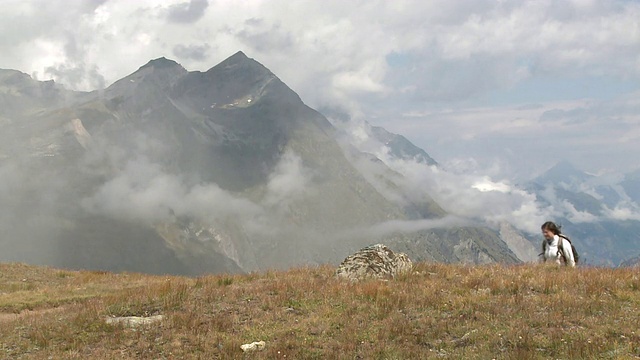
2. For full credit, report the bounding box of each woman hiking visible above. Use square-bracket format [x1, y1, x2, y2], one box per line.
[540, 221, 576, 267]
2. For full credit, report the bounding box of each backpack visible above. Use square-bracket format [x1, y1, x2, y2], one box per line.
[558, 234, 579, 265]
[541, 235, 579, 265]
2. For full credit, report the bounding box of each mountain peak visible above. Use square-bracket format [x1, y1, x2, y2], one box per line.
[534, 160, 592, 186]
[551, 160, 577, 170]
[104, 57, 187, 95]
[229, 51, 248, 61]
[369, 125, 438, 166]
[139, 57, 182, 71]
[211, 51, 270, 74]
[546, 160, 586, 177]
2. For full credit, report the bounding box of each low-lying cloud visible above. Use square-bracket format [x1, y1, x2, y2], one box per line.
[264, 150, 313, 207]
[604, 204, 640, 222]
[335, 215, 472, 242]
[330, 115, 640, 236]
[82, 156, 263, 225]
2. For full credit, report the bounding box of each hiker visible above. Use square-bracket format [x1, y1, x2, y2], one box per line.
[540, 221, 576, 267]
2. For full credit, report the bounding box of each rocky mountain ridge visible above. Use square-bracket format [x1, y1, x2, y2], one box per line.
[0, 52, 519, 274]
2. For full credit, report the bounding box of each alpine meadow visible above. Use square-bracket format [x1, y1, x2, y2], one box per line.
[1, 1, 640, 359]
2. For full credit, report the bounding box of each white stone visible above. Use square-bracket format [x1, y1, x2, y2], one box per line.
[105, 314, 164, 328]
[240, 341, 266, 352]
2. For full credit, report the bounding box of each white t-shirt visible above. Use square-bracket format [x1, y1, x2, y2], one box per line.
[543, 235, 576, 267]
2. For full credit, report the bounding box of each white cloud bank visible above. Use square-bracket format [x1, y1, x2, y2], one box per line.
[0, 0, 638, 176]
[1, 1, 638, 103]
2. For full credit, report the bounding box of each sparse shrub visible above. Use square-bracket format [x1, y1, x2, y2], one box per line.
[56, 271, 71, 278]
[217, 277, 233, 286]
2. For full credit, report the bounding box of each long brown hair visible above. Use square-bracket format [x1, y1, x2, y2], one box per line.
[541, 221, 561, 235]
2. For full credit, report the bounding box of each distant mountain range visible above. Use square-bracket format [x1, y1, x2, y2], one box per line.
[322, 105, 640, 267]
[524, 161, 640, 266]
[0, 52, 521, 274]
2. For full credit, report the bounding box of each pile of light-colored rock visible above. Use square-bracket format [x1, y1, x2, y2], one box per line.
[336, 244, 413, 281]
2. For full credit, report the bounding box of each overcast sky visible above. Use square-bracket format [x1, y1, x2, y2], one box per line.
[1, 0, 638, 180]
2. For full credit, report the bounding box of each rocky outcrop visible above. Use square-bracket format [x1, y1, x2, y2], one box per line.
[336, 244, 412, 281]
[498, 222, 539, 263]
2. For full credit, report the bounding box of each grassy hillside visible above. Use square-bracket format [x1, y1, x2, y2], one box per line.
[1, 262, 639, 359]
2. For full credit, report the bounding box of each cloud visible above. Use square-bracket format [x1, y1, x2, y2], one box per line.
[329, 115, 553, 234]
[381, 91, 640, 179]
[395, 160, 551, 233]
[472, 178, 512, 193]
[335, 215, 472, 241]
[3, 1, 638, 97]
[3, 1, 638, 108]
[44, 62, 106, 90]
[0, 153, 78, 264]
[82, 156, 263, 224]
[561, 200, 599, 223]
[166, 0, 209, 24]
[264, 150, 313, 207]
[433, 1, 640, 77]
[333, 112, 640, 237]
[604, 204, 640, 222]
[77, 136, 321, 243]
[234, 19, 294, 53]
[172, 43, 211, 61]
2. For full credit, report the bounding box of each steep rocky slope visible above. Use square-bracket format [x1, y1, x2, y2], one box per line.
[0, 52, 519, 273]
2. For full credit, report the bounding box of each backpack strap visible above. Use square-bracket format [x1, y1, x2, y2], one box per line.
[557, 235, 572, 265]
[559, 234, 571, 244]
[557, 246, 566, 264]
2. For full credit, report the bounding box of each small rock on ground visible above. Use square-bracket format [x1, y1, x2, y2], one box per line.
[240, 341, 266, 352]
[105, 314, 164, 328]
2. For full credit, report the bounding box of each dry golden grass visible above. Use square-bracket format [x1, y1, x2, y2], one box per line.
[1, 262, 640, 359]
